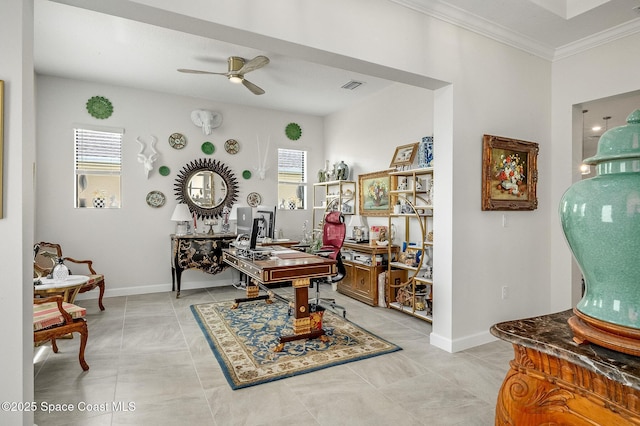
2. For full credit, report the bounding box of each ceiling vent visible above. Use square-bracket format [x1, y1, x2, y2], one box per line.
[341, 80, 364, 90]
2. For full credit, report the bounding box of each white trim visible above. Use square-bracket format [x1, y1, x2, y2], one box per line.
[430, 330, 497, 353]
[73, 278, 232, 300]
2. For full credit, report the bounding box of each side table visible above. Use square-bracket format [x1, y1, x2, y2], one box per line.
[34, 275, 89, 304]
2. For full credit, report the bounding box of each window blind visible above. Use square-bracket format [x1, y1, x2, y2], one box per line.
[278, 148, 306, 183]
[74, 128, 123, 175]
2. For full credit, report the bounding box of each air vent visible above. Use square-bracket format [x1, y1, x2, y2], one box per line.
[341, 80, 364, 90]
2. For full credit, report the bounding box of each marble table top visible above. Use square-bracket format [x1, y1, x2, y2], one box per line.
[491, 309, 640, 391]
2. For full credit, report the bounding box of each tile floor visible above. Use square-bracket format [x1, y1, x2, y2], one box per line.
[33, 285, 513, 425]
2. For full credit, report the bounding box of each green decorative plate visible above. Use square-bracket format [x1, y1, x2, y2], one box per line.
[242, 170, 252, 179]
[86, 96, 113, 119]
[201, 142, 215, 155]
[285, 123, 302, 140]
[247, 192, 262, 207]
[159, 166, 170, 176]
[146, 190, 166, 208]
[225, 139, 239, 154]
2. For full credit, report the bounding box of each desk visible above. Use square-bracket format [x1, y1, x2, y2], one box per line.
[170, 233, 235, 298]
[34, 275, 89, 303]
[491, 310, 640, 425]
[222, 246, 336, 351]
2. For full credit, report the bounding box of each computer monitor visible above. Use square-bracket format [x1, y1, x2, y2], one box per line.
[236, 206, 253, 235]
[255, 205, 277, 239]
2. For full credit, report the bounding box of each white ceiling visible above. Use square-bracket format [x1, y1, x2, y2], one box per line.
[35, 0, 640, 125]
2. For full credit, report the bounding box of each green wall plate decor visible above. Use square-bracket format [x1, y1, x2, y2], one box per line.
[285, 123, 302, 140]
[159, 166, 170, 176]
[201, 141, 215, 155]
[242, 170, 252, 179]
[86, 96, 113, 119]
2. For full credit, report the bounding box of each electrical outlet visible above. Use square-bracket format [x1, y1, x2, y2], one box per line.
[501, 286, 509, 300]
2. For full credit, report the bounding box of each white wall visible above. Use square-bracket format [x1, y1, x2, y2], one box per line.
[35, 75, 324, 296]
[549, 32, 640, 312]
[0, 1, 35, 424]
[48, 0, 553, 352]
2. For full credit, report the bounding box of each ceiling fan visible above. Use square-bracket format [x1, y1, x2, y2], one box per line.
[178, 55, 270, 95]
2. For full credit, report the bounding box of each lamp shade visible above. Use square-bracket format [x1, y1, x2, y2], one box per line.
[348, 215, 364, 227]
[171, 204, 192, 222]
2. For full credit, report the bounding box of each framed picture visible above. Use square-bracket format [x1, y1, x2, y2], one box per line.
[359, 170, 392, 216]
[389, 143, 418, 168]
[481, 134, 538, 211]
[0, 80, 3, 219]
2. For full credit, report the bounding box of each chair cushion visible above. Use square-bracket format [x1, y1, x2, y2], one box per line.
[33, 302, 86, 331]
[86, 274, 104, 285]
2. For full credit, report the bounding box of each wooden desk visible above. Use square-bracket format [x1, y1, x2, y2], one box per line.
[222, 246, 336, 351]
[34, 275, 89, 304]
[170, 233, 235, 298]
[491, 310, 640, 425]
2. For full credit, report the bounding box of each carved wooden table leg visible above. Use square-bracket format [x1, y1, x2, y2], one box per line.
[232, 278, 270, 309]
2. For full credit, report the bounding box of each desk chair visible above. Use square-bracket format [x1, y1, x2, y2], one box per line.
[309, 211, 347, 318]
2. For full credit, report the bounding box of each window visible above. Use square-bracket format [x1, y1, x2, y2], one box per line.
[74, 126, 123, 208]
[277, 148, 307, 210]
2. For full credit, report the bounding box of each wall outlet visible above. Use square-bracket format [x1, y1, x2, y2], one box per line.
[501, 285, 509, 300]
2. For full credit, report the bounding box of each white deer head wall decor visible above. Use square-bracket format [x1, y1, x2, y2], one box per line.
[135, 135, 159, 179]
[190, 109, 222, 135]
[254, 135, 270, 180]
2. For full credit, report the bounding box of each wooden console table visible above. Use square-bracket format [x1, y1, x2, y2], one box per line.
[491, 310, 640, 425]
[170, 233, 235, 298]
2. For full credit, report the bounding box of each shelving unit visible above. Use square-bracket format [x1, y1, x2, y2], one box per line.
[312, 180, 355, 232]
[387, 167, 434, 322]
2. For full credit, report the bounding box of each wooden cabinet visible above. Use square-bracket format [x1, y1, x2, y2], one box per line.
[338, 242, 398, 306]
[387, 168, 434, 322]
[312, 180, 355, 232]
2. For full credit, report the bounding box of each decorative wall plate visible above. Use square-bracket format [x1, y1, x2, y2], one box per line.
[146, 190, 166, 208]
[169, 133, 187, 149]
[247, 192, 262, 207]
[159, 166, 170, 176]
[86, 96, 113, 119]
[201, 141, 215, 155]
[285, 122, 302, 140]
[242, 170, 252, 179]
[225, 139, 239, 154]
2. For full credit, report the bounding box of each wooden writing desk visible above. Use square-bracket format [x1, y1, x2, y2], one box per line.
[222, 246, 336, 351]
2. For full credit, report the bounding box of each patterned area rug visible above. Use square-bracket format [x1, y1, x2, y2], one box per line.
[191, 299, 401, 390]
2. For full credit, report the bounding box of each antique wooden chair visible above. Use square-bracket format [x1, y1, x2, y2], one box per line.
[34, 242, 106, 310]
[33, 296, 89, 371]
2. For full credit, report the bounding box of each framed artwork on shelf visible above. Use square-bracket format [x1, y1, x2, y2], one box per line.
[481, 134, 539, 211]
[359, 170, 392, 216]
[389, 142, 419, 168]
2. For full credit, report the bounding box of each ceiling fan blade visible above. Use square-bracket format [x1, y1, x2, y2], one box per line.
[242, 79, 265, 95]
[238, 55, 270, 74]
[177, 68, 227, 75]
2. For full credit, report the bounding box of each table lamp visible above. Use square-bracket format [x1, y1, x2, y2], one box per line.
[171, 204, 192, 235]
[348, 215, 366, 242]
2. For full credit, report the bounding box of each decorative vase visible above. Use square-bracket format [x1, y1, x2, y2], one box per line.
[418, 136, 434, 168]
[335, 161, 349, 180]
[560, 109, 640, 354]
[93, 197, 105, 208]
[52, 258, 69, 282]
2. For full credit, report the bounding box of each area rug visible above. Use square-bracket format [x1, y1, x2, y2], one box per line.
[191, 299, 401, 390]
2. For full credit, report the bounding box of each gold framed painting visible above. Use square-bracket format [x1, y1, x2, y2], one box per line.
[481, 134, 538, 211]
[359, 170, 392, 216]
[0, 80, 3, 219]
[389, 143, 418, 168]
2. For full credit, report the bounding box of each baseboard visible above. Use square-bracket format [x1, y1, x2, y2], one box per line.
[73, 278, 230, 300]
[430, 329, 497, 353]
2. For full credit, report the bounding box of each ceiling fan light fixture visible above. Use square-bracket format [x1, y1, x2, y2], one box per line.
[228, 75, 243, 84]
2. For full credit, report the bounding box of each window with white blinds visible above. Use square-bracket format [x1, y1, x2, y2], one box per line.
[74, 127, 123, 208]
[277, 148, 307, 210]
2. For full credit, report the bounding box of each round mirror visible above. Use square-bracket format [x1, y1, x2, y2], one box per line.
[174, 158, 238, 218]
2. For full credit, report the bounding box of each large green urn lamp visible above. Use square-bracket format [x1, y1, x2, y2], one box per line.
[560, 109, 640, 356]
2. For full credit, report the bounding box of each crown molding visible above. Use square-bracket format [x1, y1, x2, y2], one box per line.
[390, 0, 640, 62]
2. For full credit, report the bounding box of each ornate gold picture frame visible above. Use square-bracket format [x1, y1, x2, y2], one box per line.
[359, 170, 392, 216]
[481, 134, 538, 211]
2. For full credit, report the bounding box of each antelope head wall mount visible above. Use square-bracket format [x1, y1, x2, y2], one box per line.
[136, 135, 159, 179]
